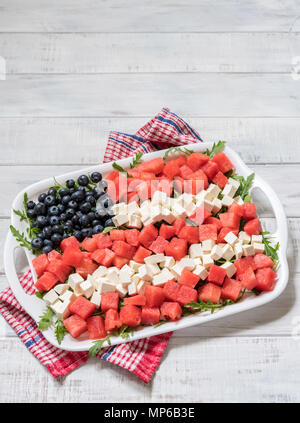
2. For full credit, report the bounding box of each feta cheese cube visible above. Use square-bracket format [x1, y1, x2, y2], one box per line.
[112, 202, 127, 215]
[171, 262, 184, 279]
[115, 284, 128, 298]
[242, 244, 255, 256]
[222, 244, 235, 261]
[221, 195, 234, 207]
[137, 264, 153, 281]
[98, 281, 116, 293]
[239, 231, 251, 244]
[151, 191, 167, 205]
[193, 264, 208, 280]
[160, 256, 175, 268]
[67, 273, 84, 291]
[253, 243, 265, 254]
[119, 264, 134, 284]
[234, 195, 244, 205]
[92, 266, 108, 278]
[129, 260, 142, 271]
[127, 214, 142, 229]
[59, 289, 75, 303]
[112, 213, 129, 226]
[228, 177, 240, 190]
[152, 268, 174, 286]
[252, 235, 263, 243]
[161, 208, 176, 224]
[90, 291, 101, 307]
[106, 269, 120, 285]
[210, 244, 223, 261]
[54, 284, 68, 296]
[222, 183, 237, 198]
[51, 300, 70, 320]
[172, 202, 187, 219]
[202, 254, 214, 269]
[80, 279, 94, 298]
[202, 239, 215, 252]
[128, 282, 137, 296]
[203, 198, 215, 213]
[131, 274, 141, 285]
[212, 198, 222, 214]
[43, 289, 59, 306]
[127, 201, 140, 215]
[234, 242, 243, 259]
[205, 184, 221, 201]
[178, 257, 196, 271]
[221, 261, 237, 278]
[144, 254, 165, 265]
[193, 257, 202, 266]
[224, 231, 238, 246]
[137, 280, 149, 295]
[147, 263, 161, 276]
[189, 243, 202, 258]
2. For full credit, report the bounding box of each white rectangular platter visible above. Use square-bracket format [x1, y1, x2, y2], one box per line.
[4, 142, 289, 351]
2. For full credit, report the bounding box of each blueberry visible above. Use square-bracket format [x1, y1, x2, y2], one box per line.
[48, 205, 59, 216]
[79, 215, 90, 228]
[81, 228, 92, 238]
[42, 245, 53, 254]
[76, 210, 83, 219]
[26, 200, 35, 210]
[58, 188, 69, 197]
[35, 202, 47, 216]
[71, 215, 79, 225]
[77, 175, 89, 187]
[62, 233, 69, 240]
[48, 188, 57, 196]
[92, 219, 100, 227]
[68, 200, 78, 209]
[38, 193, 47, 203]
[87, 212, 96, 222]
[92, 224, 103, 234]
[66, 179, 75, 189]
[31, 237, 43, 250]
[44, 195, 56, 207]
[52, 224, 64, 235]
[35, 215, 48, 228]
[91, 172, 102, 183]
[77, 186, 86, 192]
[69, 188, 76, 195]
[51, 233, 63, 246]
[73, 230, 83, 242]
[64, 221, 73, 233]
[93, 187, 104, 200]
[57, 204, 65, 214]
[27, 209, 36, 219]
[65, 208, 75, 219]
[104, 218, 114, 227]
[43, 239, 53, 247]
[74, 224, 81, 230]
[61, 195, 71, 206]
[42, 226, 52, 239]
[100, 180, 108, 191]
[49, 215, 60, 226]
[85, 195, 96, 206]
[37, 233, 45, 240]
[80, 202, 91, 214]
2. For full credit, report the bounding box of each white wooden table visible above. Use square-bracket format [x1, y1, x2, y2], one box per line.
[0, 0, 300, 403]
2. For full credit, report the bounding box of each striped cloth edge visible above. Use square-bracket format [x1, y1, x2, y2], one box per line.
[0, 108, 202, 383]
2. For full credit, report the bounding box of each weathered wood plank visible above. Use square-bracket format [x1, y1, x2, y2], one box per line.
[0, 164, 298, 218]
[1, 33, 299, 74]
[1, 74, 300, 117]
[1, 117, 300, 165]
[0, 0, 299, 33]
[0, 336, 299, 402]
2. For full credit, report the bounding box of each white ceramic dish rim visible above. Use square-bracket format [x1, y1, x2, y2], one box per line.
[4, 142, 289, 351]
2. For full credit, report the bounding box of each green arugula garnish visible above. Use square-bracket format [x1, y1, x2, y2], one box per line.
[38, 307, 54, 331]
[231, 173, 255, 202]
[251, 288, 262, 296]
[10, 225, 32, 251]
[13, 209, 27, 221]
[35, 291, 44, 299]
[54, 319, 68, 345]
[89, 335, 111, 357]
[112, 162, 130, 177]
[204, 141, 226, 158]
[163, 146, 193, 160]
[112, 324, 134, 339]
[102, 226, 118, 234]
[261, 231, 279, 268]
[185, 299, 232, 314]
[154, 320, 170, 328]
[130, 152, 143, 169]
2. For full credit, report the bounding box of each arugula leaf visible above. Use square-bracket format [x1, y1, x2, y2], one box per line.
[35, 291, 44, 299]
[251, 288, 262, 296]
[112, 324, 134, 339]
[261, 231, 279, 267]
[204, 141, 226, 158]
[89, 335, 111, 357]
[163, 146, 193, 160]
[102, 226, 118, 234]
[10, 225, 32, 251]
[54, 319, 68, 345]
[112, 162, 130, 177]
[232, 173, 255, 201]
[13, 209, 27, 221]
[184, 299, 234, 315]
[38, 307, 54, 331]
[153, 320, 169, 328]
[130, 152, 143, 169]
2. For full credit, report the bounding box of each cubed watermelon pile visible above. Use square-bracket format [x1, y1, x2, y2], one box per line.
[31, 144, 279, 343]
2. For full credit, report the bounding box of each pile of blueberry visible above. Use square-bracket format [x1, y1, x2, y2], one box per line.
[27, 172, 114, 254]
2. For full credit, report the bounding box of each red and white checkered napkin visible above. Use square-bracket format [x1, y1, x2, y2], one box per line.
[0, 108, 202, 383]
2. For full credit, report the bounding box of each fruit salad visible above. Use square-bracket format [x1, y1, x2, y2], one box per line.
[11, 142, 279, 355]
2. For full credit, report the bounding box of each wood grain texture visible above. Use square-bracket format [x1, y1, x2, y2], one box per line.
[1, 33, 300, 74]
[0, 0, 299, 33]
[1, 74, 300, 118]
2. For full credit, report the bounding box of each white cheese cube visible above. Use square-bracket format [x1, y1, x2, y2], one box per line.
[228, 177, 240, 190]
[127, 201, 140, 215]
[222, 183, 237, 198]
[210, 244, 223, 261]
[54, 284, 68, 296]
[234, 195, 244, 205]
[92, 266, 108, 278]
[178, 257, 196, 271]
[151, 191, 167, 205]
[224, 231, 238, 246]
[193, 264, 208, 280]
[189, 243, 202, 258]
[127, 214, 142, 229]
[115, 284, 128, 298]
[193, 257, 202, 266]
[128, 282, 137, 296]
[112, 214, 129, 226]
[221, 195, 234, 207]
[160, 256, 175, 268]
[242, 244, 255, 256]
[146, 263, 161, 276]
[51, 300, 70, 320]
[202, 239, 215, 252]
[90, 291, 101, 307]
[172, 202, 187, 219]
[222, 244, 235, 261]
[178, 193, 194, 208]
[212, 198, 222, 214]
[202, 254, 214, 269]
[253, 243, 265, 254]
[98, 281, 116, 293]
[137, 264, 153, 281]
[80, 279, 94, 299]
[59, 289, 75, 303]
[129, 260, 143, 271]
[161, 208, 176, 224]
[203, 198, 215, 213]
[239, 231, 251, 244]
[119, 264, 134, 284]
[171, 262, 184, 279]
[112, 202, 127, 215]
[152, 268, 174, 286]
[205, 184, 221, 201]
[67, 273, 84, 291]
[144, 254, 165, 265]
[131, 274, 141, 285]
[43, 289, 59, 306]
[234, 242, 243, 259]
[221, 261, 236, 278]
[252, 235, 263, 243]
[137, 280, 150, 295]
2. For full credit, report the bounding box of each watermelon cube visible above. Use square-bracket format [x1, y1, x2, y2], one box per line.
[120, 304, 142, 327]
[145, 285, 165, 308]
[138, 224, 158, 248]
[81, 237, 98, 252]
[159, 224, 176, 239]
[176, 285, 198, 306]
[198, 224, 217, 242]
[47, 250, 62, 262]
[244, 218, 262, 236]
[110, 229, 126, 241]
[112, 240, 136, 260]
[172, 218, 186, 236]
[93, 233, 113, 249]
[242, 203, 257, 221]
[87, 315, 107, 339]
[255, 268, 277, 291]
[172, 155, 188, 167]
[141, 306, 160, 325]
[207, 264, 227, 286]
[35, 271, 59, 292]
[189, 207, 211, 226]
[198, 283, 222, 304]
[60, 236, 80, 252]
[76, 257, 98, 279]
[91, 248, 116, 267]
[160, 302, 182, 321]
[62, 247, 83, 267]
[104, 309, 122, 332]
[149, 236, 169, 254]
[205, 216, 223, 232]
[112, 255, 130, 269]
[253, 253, 274, 269]
[187, 152, 209, 171]
[164, 237, 187, 261]
[163, 160, 181, 179]
[163, 280, 180, 302]
[219, 212, 240, 229]
[125, 229, 140, 247]
[179, 164, 194, 180]
[46, 259, 72, 283]
[69, 296, 96, 320]
[234, 257, 253, 279]
[132, 245, 152, 263]
[217, 227, 238, 243]
[190, 170, 208, 193]
[212, 171, 228, 189]
[137, 157, 164, 174]
[101, 292, 119, 312]
[178, 268, 200, 289]
[201, 160, 219, 180]
[211, 152, 234, 173]
[240, 267, 257, 290]
[124, 295, 146, 306]
[178, 226, 199, 244]
[221, 278, 242, 302]
[64, 314, 87, 339]
[32, 254, 49, 277]
[228, 202, 243, 217]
